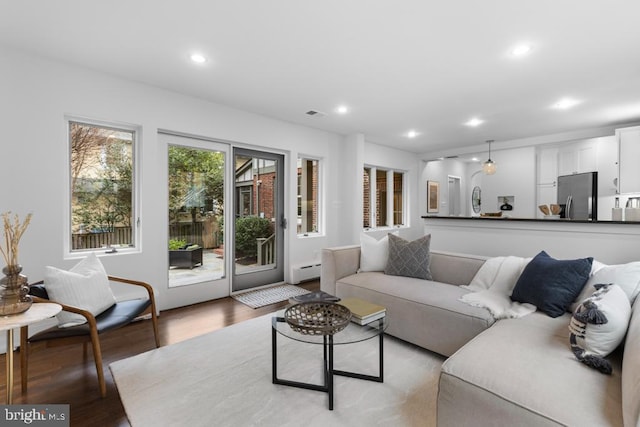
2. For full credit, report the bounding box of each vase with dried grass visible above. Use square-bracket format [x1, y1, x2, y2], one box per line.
[0, 212, 33, 315]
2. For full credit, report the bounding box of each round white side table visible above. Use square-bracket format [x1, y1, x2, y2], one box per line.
[0, 303, 61, 404]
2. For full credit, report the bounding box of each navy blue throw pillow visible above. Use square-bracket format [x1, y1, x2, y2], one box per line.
[511, 251, 593, 318]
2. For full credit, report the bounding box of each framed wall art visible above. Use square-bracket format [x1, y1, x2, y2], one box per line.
[427, 181, 440, 213]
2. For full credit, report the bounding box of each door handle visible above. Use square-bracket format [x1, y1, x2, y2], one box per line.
[566, 196, 572, 220]
[281, 215, 288, 229]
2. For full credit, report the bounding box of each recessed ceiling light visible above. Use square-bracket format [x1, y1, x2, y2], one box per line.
[465, 118, 484, 127]
[552, 98, 580, 110]
[190, 53, 207, 64]
[336, 105, 349, 114]
[471, 157, 479, 162]
[511, 44, 532, 57]
[407, 130, 419, 138]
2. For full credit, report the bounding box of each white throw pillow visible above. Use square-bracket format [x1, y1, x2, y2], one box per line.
[571, 261, 640, 312]
[44, 253, 117, 327]
[569, 284, 631, 374]
[359, 232, 398, 272]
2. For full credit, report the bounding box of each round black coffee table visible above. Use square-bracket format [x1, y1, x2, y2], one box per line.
[271, 305, 388, 410]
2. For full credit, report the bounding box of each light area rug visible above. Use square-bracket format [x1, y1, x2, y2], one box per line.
[110, 313, 444, 427]
[231, 284, 310, 308]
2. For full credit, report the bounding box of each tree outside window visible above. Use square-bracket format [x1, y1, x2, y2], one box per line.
[70, 121, 135, 250]
[168, 145, 225, 251]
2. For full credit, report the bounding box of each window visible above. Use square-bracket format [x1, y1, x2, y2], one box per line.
[376, 169, 387, 227]
[69, 120, 137, 251]
[393, 172, 404, 226]
[363, 168, 371, 228]
[363, 166, 406, 229]
[297, 158, 320, 235]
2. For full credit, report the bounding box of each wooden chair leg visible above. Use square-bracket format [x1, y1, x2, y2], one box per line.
[146, 288, 161, 348]
[20, 326, 28, 393]
[89, 329, 106, 398]
[151, 310, 160, 348]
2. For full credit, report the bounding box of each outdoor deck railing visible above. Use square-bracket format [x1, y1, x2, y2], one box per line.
[72, 226, 132, 250]
[256, 234, 275, 265]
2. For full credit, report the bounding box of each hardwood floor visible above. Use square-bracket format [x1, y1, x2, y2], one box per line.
[0, 280, 319, 426]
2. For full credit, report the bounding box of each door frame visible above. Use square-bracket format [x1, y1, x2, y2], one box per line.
[232, 147, 286, 292]
[448, 175, 462, 216]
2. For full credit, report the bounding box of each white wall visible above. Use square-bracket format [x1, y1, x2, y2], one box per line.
[425, 218, 640, 265]
[341, 133, 365, 244]
[0, 46, 354, 311]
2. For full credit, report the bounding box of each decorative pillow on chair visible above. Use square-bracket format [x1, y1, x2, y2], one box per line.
[44, 253, 117, 327]
[510, 251, 592, 317]
[359, 231, 398, 272]
[569, 284, 631, 374]
[384, 234, 432, 280]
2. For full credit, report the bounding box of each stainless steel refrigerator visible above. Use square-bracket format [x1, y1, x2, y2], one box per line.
[557, 172, 598, 220]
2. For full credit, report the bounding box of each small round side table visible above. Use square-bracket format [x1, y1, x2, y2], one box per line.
[0, 303, 61, 404]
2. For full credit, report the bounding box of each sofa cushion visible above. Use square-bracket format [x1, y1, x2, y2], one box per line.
[384, 234, 432, 280]
[438, 312, 623, 426]
[335, 271, 494, 356]
[511, 251, 593, 318]
[569, 284, 631, 374]
[44, 253, 117, 327]
[428, 251, 486, 286]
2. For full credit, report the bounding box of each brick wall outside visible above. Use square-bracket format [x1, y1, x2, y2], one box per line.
[253, 171, 276, 220]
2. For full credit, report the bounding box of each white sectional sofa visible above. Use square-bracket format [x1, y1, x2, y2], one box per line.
[321, 244, 640, 427]
[321, 245, 492, 356]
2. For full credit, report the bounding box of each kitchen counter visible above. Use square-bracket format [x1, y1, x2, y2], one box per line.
[421, 215, 634, 224]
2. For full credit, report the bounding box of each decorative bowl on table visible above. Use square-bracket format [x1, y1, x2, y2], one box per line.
[284, 302, 352, 336]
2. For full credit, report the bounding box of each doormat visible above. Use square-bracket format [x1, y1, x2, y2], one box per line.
[232, 284, 310, 309]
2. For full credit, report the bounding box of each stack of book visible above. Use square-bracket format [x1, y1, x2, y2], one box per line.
[289, 291, 341, 304]
[338, 298, 386, 325]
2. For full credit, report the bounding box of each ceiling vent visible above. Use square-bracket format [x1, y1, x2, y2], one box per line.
[305, 110, 327, 118]
[445, 155, 459, 159]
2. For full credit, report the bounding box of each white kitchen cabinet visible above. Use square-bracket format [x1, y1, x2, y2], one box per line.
[557, 140, 597, 176]
[618, 126, 640, 194]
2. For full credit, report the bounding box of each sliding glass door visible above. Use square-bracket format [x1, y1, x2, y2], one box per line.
[232, 148, 285, 292]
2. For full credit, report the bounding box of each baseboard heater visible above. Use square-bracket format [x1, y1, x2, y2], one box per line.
[291, 263, 321, 284]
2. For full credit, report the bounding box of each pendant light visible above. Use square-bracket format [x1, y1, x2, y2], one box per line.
[482, 140, 497, 175]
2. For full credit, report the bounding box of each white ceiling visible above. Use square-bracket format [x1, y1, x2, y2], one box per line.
[2, 1, 640, 154]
